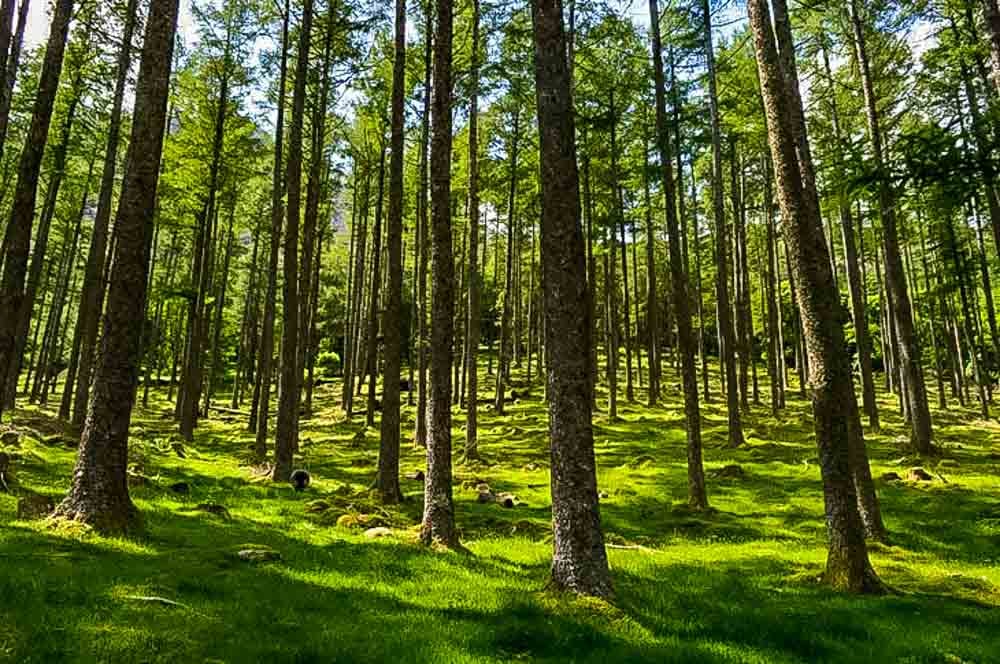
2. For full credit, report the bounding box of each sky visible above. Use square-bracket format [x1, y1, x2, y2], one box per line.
[23, 0, 198, 49]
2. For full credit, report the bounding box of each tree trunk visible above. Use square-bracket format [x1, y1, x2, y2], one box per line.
[495, 108, 519, 415]
[252, 0, 288, 458]
[849, 0, 933, 454]
[702, 0, 743, 447]
[649, 0, 707, 508]
[0, 0, 28, 162]
[53, 0, 178, 533]
[420, 0, 458, 548]
[0, 0, 73, 421]
[365, 143, 386, 427]
[748, 0, 882, 594]
[377, 0, 407, 504]
[272, 0, 314, 482]
[414, 0, 432, 448]
[463, 0, 482, 461]
[529, 0, 612, 599]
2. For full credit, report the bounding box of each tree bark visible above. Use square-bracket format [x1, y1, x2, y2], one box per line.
[53, 0, 178, 533]
[377, 0, 406, 504]
[272, 0, 314, 482]
[463, 0, 482, 461]
[421, 0, 458, 548]
[0, 0, 73, 421]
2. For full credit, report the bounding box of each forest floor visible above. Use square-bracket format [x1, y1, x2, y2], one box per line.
[2, 364, 1000, 663]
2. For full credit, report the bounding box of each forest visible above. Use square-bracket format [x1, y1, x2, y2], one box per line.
[1, 0, 999, 660]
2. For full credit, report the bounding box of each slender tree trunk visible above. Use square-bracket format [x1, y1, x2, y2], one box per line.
[609, 91, 634, 403]
[365, 143, 386, 427]
[849, 0, 932, 454]
[495, 109, 519, 415]
[0, 0, 28, 163]
[53, 0, 178, 533]
[463, 0, 482, 461]
[272, 0, 314, 482]
[702, 0, 743, 447]
[414, 0, 432, 448]
[252, 1, 288, 457]
[377, 0, 407, 504]
[649, 0, 707, 508]
[642, 124, 659, 405]
[0, 0, 73, 421]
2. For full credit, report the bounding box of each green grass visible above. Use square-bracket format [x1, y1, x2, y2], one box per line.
[2, 364, 1000, 663]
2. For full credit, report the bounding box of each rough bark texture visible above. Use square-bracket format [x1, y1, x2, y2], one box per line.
[272, 0, 314, 482]
[53, 0, 178, 533]
[420, 0, 458, 548]
[530, 0, 613, 600]
[748, 0, 881, 593]
[0, 0, 73, 421]
[377, 0, 406, 505]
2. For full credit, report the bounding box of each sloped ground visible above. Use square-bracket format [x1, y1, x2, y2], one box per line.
[1, 365, 999, 663]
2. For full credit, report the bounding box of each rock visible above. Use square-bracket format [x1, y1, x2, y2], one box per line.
[1, 431, 20, 447]
[907, 467, 933, 482]
[17, 493, 54, 520]
[336, 514, 361, 529]
[712, 464, 745, 479]
[405, 470, 425, 481]
[598, 491, 609, 500]
[364, 526, 393, 539]
[236, 548, 281, 563]
[496, 492, 519, 508]
[290, 469, 311, 491]
[195, 503, 231, 519]
[475, 482, 491, 493]
[169, 481, 191, 495]
[522, 463, 541, 472]
[170, 442, 186, 459]
[879, 472, 902, 482]
[477, 490, 495, 504]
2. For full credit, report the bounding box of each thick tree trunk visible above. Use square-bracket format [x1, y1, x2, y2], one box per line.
[0, 0, 73, 421]
[53, 0, 178, 533]
[530, 0, 612, 599]
[272, 0, 314, 482]
[421, 0, 458, 547]
[377, 0, 406, 504]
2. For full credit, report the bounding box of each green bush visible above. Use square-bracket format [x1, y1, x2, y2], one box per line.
[317, 351, 341, 377]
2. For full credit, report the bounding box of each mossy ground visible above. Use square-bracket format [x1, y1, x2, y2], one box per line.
[1, 364, 999, 663]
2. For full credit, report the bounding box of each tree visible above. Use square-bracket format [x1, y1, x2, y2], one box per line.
[377, 0, 406, 504]
[420, 0, 458, 547]
[530, 0, 612, 599]
[53, 0, 180, 532]
[0, 0, 74, 421]
[748, 0, 882, 593]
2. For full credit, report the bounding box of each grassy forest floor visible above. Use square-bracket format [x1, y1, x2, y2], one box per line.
[2, 363, 1000, 663]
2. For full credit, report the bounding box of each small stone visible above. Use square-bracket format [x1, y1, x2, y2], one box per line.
[598, 491, 609, 500]
[236, 548, 281, 563]
[364, 527, 393, 539]
[907, 467, 933, 482]
[475, 482, 491, 493]
[879, 472, 902, 482]
[17, 493, 54, 520]
[169, 481, 191, 494]
[290, 469, 311, 491]
[496, 492, 518, 508]
[405, 470, 425, 481]
[336, 513, 361, 529]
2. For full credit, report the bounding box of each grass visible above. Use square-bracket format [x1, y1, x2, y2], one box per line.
[2, 362, 1000, 663]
